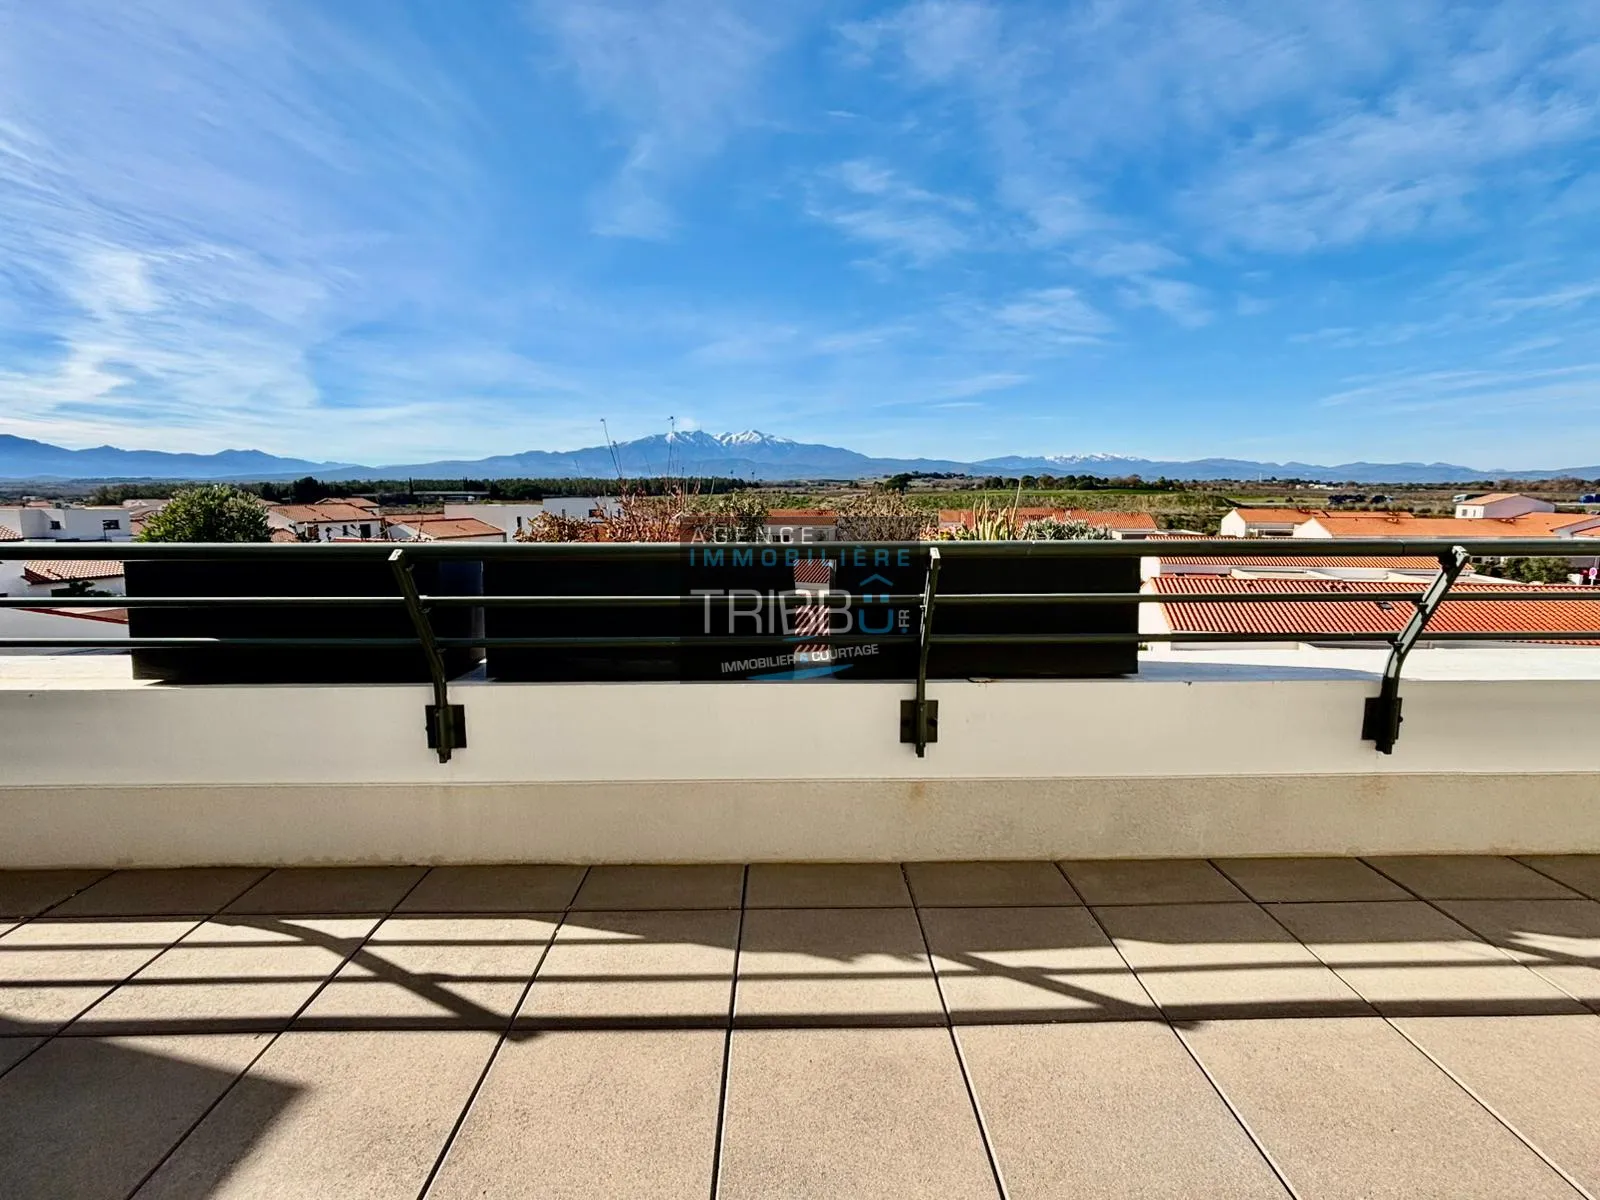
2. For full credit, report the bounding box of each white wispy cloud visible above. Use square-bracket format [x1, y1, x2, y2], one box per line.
[805, 158, 977, 264]
[531, 0, 786, 239]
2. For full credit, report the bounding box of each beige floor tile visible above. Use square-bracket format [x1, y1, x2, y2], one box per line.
[746, 863, 911, 908]
[1393, 1014, 1600, 1194]
[1364, 856, 1579, 900]
[0, 1035, 43, 1074]
[69, 916, 374, 1035]
[735, 907, 942, 1025]
[0, 1032, 272, 1200]
[569, 865, 743, 910]
[1435, 899, 1600, 1005]
[516, 909, 737, 1025]
[300, 915, 557, 1029]
[718, 1027, 998, 1200]
[1062, 859, 1244, 904]
[905, 861, 1079, 907]
[1268, 901, 1584, 1016]
[52, 869, 268, 917]
[428, 1030, 724, 1200]
[0, 870, 107, 919]
[1213, 858, 1408, 903]
[0, 919, 198, 1035]
[136, 1030, 495, 1200]
[223, 867, 427, 915]
[1184, 1017, 1578, 1199]
[1095, 903, 1365, 1019]
[396, 865, 586, 913]
[920, 906, 1153, 1022]
[960, 1022, 1288, 1199]
[1516, 856, 1600, 900]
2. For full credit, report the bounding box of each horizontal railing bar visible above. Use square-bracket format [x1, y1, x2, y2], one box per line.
[4, 589, 1592, 611]
[7, 629, 1599, 650]
[5, 537, 1600, 562]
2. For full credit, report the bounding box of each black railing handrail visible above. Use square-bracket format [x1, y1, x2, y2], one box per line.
[3, 535, 1599, 561]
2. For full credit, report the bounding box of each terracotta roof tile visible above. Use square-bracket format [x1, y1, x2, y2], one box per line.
[1150, 575, 1600, 640]
[22, 560, 126, 583]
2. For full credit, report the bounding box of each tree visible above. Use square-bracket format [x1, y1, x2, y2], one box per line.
[137, 485, 271, 543]
[1498, 557, 1575, 584]
[833, 491, 930, 541]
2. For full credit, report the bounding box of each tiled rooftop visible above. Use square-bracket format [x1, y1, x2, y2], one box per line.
[3, 857, 1600, 1197]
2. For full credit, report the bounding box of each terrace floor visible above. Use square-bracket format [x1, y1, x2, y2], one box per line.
[3, 857, 1600, 1198]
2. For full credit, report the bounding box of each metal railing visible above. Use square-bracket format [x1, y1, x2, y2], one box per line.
[3, 537, 1598, 760]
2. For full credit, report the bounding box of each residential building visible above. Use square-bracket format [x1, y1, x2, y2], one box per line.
[0, 504, 134, 542]
[443, 502, 545, 537]
[1217, 507, 1322, 537]
[265, 500, 385, 542]
[1143, 574, 1600, 648]
[764, 509, 838, 543]
[542, 497, 622, 523]
[1296, 511, 1600, 539]
[16, 560, 127, 598]
[1143, 553, 1476, 584]
[385, 514, 507, 543]
[1454, 492, 1555, 519]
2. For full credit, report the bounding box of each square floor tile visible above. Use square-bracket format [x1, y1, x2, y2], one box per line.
[427, 1030, 724, 1200]
[395, 866, 586, 913]
[718, 1028, 998, 1200]
[0, 871, 108, 920]
[1062, 859, 1244, 905]
[1363, 857, 1579, 900]
[1095, 903, 1364, 1019]
[0, 919, 197, 1035]
[69, 917, 375, 1035]
[135, 1030, 495, 1200]
[745, 864, 911, 908]
[0, 1033, 270, 1200]
[516, 909, 738, 1025]
[905, 861, 1079, 907]
[223, 868, 427, 915]
[1212, 858, 1408, 903]
[735, 907, 942, 1025]
[300, 915, 558, 1029]
[1435, 898, 1600, 1006]
[960, 1022, 1287, 1199]
[1269, 901, 1585, 1016]
[569, 865, 743, 911]
[920, 906, 1153, 1022]
[52, 869, 268, 918]
[1515, 856, 1600, 900]
[1184, 1017, 1577, 1199]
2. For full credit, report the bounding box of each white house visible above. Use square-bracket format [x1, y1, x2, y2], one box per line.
[0, 505, 134, 542]
[443, 502, 545, 537]
[385, 515, 507, 543]
[1455, 493, 1556, 519]
[265, 501, 385, 542]
[763, 509, 839, 543]
[1217, 508, 1321, 538]
[541, 497, 622, 523]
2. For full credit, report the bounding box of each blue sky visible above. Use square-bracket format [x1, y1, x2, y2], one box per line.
[3, 1, 1600, 468]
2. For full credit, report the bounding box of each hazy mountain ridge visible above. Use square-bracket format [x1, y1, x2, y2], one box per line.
[1, 431, 1596, 485]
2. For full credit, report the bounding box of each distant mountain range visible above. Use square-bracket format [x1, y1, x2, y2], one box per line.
[2, 430, 1597, 486]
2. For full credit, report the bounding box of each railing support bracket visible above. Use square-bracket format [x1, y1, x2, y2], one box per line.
[1362, 545, 1469, 754]
[902, 547, 941, 756]
[389, 548, 461, 763]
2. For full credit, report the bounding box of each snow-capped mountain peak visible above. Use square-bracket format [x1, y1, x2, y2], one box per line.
[717, 430, 795, 446]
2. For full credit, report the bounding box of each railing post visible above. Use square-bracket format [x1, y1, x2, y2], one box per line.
[1362, 545, 1469, 754]
[901, 546, 941, 756]
[389, 549, 462, 763]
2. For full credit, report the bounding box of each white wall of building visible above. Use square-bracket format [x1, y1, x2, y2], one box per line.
[542, 497, 621, 522]
[0, 506, 132, 541]
[4, 669, 1600, 864]
[1456, 495, 1554, 519]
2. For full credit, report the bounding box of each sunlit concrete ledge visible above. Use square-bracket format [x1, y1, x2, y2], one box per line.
[3, 651, 1600, 866]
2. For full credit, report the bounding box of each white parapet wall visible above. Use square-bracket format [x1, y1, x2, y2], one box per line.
[3, 654, 1600, 865]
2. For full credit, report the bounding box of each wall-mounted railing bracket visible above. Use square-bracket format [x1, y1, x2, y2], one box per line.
[1362, 545, 1469, 754]
[902, 547, 942, 756]
[389, 548, 460, 763]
